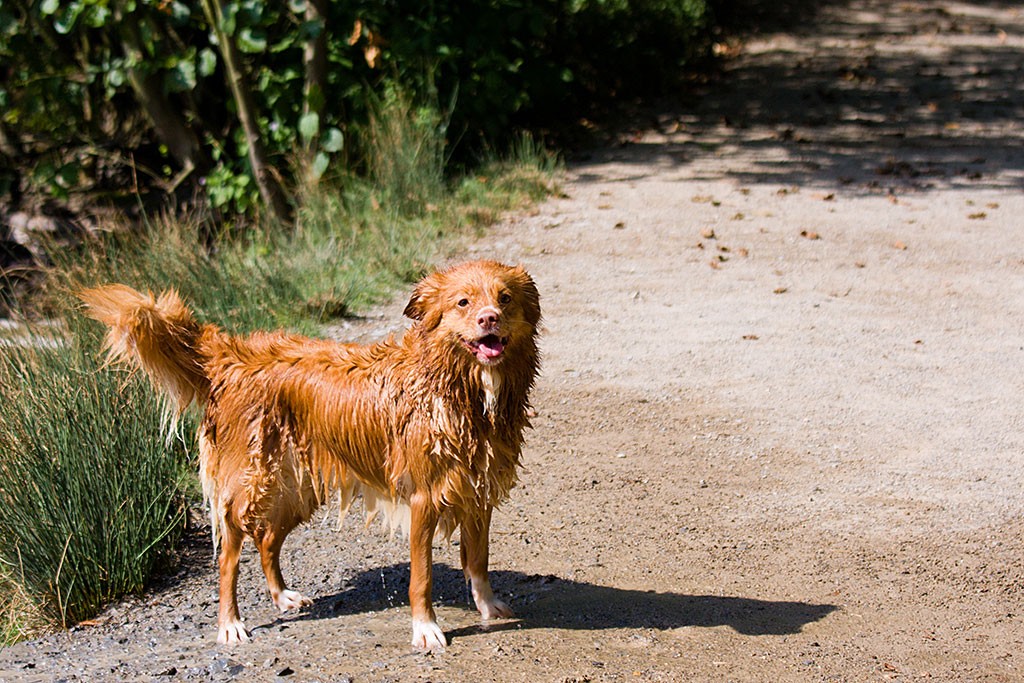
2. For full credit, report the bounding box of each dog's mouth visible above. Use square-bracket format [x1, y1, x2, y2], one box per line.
[464, 334, 508, 363]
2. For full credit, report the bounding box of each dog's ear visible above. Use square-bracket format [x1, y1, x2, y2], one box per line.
[404, 271, 445, 329]
[510, 265, 541, 328]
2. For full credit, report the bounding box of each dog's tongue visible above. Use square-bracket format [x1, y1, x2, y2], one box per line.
[477, 336, 505, 359]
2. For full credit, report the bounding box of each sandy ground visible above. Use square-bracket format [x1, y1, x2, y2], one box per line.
[2, 0, 1023, 680]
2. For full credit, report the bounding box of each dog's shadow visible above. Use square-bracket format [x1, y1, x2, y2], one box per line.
[278, 564, 837, 640]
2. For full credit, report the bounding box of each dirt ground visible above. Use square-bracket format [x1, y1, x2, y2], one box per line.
[2, 0, 1023, 681]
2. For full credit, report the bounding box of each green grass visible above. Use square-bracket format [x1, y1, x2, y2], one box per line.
[0, 313, 193, 636]
[0, 93, 557, 645]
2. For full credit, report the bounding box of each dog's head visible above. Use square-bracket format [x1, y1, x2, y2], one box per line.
[404, 261, 540, 366]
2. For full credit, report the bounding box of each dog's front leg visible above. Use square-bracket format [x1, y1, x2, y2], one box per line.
[409, 492, 446, 651]
[460, 505, 514, 620]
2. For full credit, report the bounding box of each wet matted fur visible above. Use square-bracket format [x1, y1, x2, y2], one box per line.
[79, 260, 541, 650]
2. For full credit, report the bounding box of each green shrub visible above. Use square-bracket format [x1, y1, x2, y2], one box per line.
[0, 0, 701, 214]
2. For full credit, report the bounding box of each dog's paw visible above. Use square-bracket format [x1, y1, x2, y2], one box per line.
[274, 589, 312, 612]
[217, 619, 250, 644]
[411, 619, 447, 651]
[470, 579, 514, 620]
[477, 597, 514, 620]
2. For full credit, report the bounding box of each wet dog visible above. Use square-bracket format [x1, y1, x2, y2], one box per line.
[80, 260, 541, 650]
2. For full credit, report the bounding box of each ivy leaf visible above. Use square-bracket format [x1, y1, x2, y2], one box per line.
[198, 48, 217, 77]
[166, 57, 197, 92]
[298, 112, 319, 143]
[40, 0, 60, 16]
[169, 1, 190, 23]
[311, 151, 329, 179]
[321, 127, 343, 153]
[85, 5, 110, 28]
[237, 27, 267, 53]
[53, 4, 85, 34]
[220, 3, 237, 36]
[270, 33, 298, 53]
[105, 67, 126, 91]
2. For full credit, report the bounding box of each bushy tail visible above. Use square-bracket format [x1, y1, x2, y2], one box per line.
[79, 285, 212, 418]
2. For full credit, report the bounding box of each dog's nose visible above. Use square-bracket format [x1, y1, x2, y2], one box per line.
[477, 308, 500, 328]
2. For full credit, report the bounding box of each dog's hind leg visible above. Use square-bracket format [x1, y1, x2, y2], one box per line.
[217, 519, 250, 644]
[255, 518, 312, 613]
[460, 505, 513, 620]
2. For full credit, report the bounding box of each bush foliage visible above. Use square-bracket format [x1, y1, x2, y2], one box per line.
[0, 0, 709, 219]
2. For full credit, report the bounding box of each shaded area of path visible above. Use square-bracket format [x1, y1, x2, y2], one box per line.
[628, 0, 1024, 190]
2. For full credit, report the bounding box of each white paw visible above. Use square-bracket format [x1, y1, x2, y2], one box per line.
[470, 579, 514, 620]
[217, 619, 250, 644]
[477, 597, 514, 620]
[411, 619, 447, 651]
[274, 589, 312, 612]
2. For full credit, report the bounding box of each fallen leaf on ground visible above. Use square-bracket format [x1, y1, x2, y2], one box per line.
[800, 230, 821, 240]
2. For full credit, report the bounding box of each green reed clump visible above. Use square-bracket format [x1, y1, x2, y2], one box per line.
[0, 313, 191, 633]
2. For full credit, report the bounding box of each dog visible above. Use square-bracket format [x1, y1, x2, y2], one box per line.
[79, 260, 541, 651]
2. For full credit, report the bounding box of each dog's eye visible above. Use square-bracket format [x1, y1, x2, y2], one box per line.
[498, 293, 512, 305]
[457, 298, 470, 308]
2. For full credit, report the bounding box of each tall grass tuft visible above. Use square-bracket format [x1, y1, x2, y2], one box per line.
[0, 312, 191, 632]
[47, 215, 308, 335]
[362, 85, 447, 216]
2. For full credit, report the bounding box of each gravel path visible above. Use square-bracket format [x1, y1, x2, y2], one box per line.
[2, 0, 1023, 680]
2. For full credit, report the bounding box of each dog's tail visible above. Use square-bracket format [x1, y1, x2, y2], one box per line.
[79, 285, 212, 420]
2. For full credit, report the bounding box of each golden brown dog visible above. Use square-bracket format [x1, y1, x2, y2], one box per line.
[79, 260, 540, 651]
